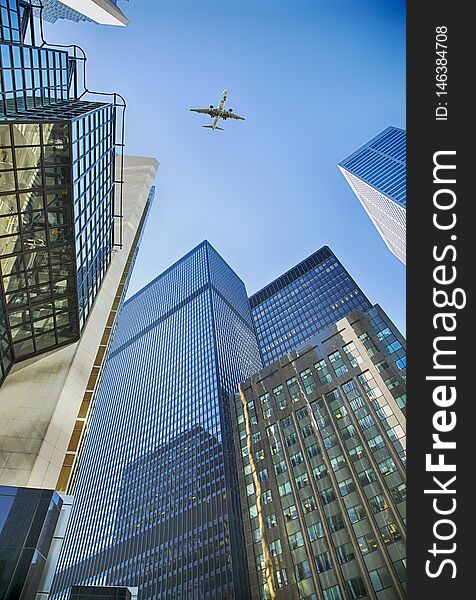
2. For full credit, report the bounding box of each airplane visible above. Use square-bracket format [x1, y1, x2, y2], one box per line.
[190, 90, 245, 130]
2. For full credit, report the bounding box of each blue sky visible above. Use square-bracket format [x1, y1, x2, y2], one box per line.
[45, 0, 406, 332]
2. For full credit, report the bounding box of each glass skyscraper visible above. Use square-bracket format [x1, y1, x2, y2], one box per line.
[338, 126, 406, 265]
[250, 246, 372, 367]
[51, 241, 263, 600]
[0, 0, 118, 382]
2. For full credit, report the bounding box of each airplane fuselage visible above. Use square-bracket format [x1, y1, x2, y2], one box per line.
[210, 90, 228, 129]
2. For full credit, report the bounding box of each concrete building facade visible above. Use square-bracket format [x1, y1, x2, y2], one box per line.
[0, 155, 158, 489]
[233, 306, 406, 600]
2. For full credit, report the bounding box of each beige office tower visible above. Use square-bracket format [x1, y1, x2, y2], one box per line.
[233, 307, 406, 600]
[0, 155, 158, 491]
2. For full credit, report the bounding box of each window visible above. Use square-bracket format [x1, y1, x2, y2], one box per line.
[375, 359, 390, 372]
[338, 478, 356, 497]
[359, 332, 377, 356]
[328, 350, 348, 377]
[306, 444, 320, 459]
[377, 457, 397, 476]
[320, 488, 336, 505]
[380, 522, 402, 544]
[266, 513, 278, 528]
[275, 568, 289, 588]
[328, 512, 345, 533]
[300, 368, 316, 394]
[302, 496, 317, 513]
[367, 434, 385, 451]
[296, 472, 310, 489]
[315, 551, 333, 573]
[391, 483, 406, 503]
[252, 528, 261, 542]
[252, 431, 261, 444]
[345, 576, 367, 599]
[249, 504, 258, 519]
[284, 504, 298, 521]
[274, 460, 287, 476]
[315, 359, 333, 384]
[342, 341, 363, 367]
[330, 454, 346, 471]
[295, 560, 312, 581]
[289, 530, 305, 550]
[301, 424, 313, 438]
[259, 392, 273, 418]
[395, 393, 407, 408]
[273, 384, 287, 409]
[348, 444, 365, 462]
[281, 416, 293, 429]
[323, 585, 342, 600]
[347, 503, 366, 524]
[269, 539, 282, 557]
[336, 542, 355, 564]
[307, 521, 324, 541]
[357, 533, 379, 555]
[369, 567, 393, 592]
[246, 483, 255, 496]
[395, 559, 407, 583]
[258, 468, 269, 482]
[369, 494, 388, 513]
[256, 553, 265, 571]
[385, 376, 400, 390]
[313, 463, 327, 479]
[262, 490, 272, 504]
[255, 449, 265, 461]
[285, 432, 297, 447]
[290, 451, 304, 467]
[296, 407, 308, 421]
[278, 481, 292, 497]
[286, 376, 301, 402]
[357, 467, 377, 486]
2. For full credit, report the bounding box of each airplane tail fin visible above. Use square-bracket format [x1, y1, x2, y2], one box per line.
[202, 125, 224, 131]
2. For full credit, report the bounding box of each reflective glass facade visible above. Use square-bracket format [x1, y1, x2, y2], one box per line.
[250, 246, 372, 366]
[0, 100, 115, 373]
[338, 127, 406, 264]
[0, 485, 63, 600]
[233, 307, 406, 600]
[0, 40, 71, 117]
[0, 0, 27, 44]
[51, 241, 263, 600]
[0, 0, 118, 384]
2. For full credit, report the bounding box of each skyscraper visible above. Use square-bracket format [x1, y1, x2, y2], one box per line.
[37, 0, 129, 26]
[51, 241, 262, 599]
[250, 246, 372, 367]
[338, 126, 406, 265]
[1, 0, 119, 379]
[233, 306, 406, 600]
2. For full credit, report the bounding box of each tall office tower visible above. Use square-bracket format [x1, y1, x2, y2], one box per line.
[250, 246, 372, 367]
[338, 127, 406, 265]
[37, 0, 129, 27]
[51, 241, 263, 600]
[233, 306, 406, 600]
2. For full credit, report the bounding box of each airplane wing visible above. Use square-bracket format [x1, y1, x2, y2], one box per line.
[225, 112, 245, 121]
[190, 108, 213, 115]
